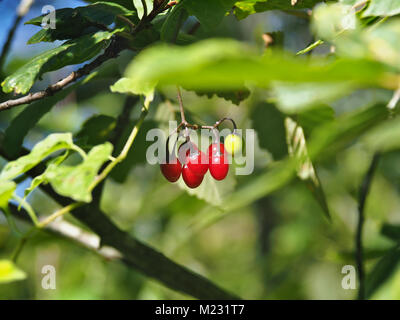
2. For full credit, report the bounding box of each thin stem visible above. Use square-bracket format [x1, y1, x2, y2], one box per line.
[71, 145, 87, 160]
[88, 100, 150, 191]
[296, 39, 324, 55]
[13, 195, 39, 226]
[116, 15, 136, 31]
[356, 152, 380, 300]
[176, 86, 186, 123]
[38, 202, 83, 228]
[11, 228, 36, 263]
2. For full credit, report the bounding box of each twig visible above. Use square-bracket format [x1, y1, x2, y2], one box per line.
[296, 39, 324, 55]
[0, 39, 125, 111]
[0, 0, 172, 112]
[0, 0, 34, 71]
[387, 88, 400, 111]
[8, 203, 121, 261]
[92, 95, 139, 205]
[356, 152, 380, 300]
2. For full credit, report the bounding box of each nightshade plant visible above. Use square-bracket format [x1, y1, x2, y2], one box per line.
[1, 0, 400, 300]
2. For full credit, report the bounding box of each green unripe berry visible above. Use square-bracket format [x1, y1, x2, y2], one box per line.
[224, 133, 242, 156]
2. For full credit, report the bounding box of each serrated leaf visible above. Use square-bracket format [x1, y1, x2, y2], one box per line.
[0, 260, 26, 284]
[121, 39, 391, 92]
[111, 77, 156, 98]
[285, 117, 330, 219]
[26, 3, 135, 44]
[183, 0, 236, 30]
[45, 143, 113, 202]
[2, 29, 122, 95]
[365, 247, 400, 298]
[23, 152, 69, 200]
[194, 88, 250, 105]
[0, 133, 75, 181]
[26, 2, 135, 44]
[362, 0, 400, 17]
[234, 0, 324, 20]
[0, 181, 16, 209]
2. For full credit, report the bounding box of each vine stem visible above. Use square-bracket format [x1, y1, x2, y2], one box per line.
[88, 100, 150, 191]
[176, 86, 187, 124]
[356, 152, 380, 300]
[296, 39, 324, 55]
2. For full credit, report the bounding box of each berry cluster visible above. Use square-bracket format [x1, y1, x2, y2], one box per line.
[160, 89, 242, 188]
[160, 140, 230, 189]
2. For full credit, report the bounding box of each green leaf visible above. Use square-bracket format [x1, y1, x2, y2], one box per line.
[161, 2, 189, 43]
[273, 82, 354, 114]
[0, 260, 26, 284]
[26, 2, 135, 44]
[2, 75, 96, 159]
[365, 247, 400, 298]
[381, 224, 400, 242]
[234, 0, 324, 20]
[25, 1, 135, 27]
[23, 152, 69, 200]
[362, 0, 400, 17]
[183, 0, 236, 29]
[75, 114, 116, 147]
[0, 181, 16, 209]
[251, 102, 288, 160]
[111, 77, 156, 99]
[193, 88, 250, 105]
[361, 116, 400, 153]
[2, 29, 122, 95]
[0, 133, 75, 181]
[45, 143, 113, 202]
[122, 39, 392, 92]
[297, 105, 335, 137]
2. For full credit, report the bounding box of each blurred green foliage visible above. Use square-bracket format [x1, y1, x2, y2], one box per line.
[1, 0, 400, 300]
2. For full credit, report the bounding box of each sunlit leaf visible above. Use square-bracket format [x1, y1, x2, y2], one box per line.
[362, 0, 400, 17]
[0, 133, 75, 181]
[0, 260, 26, 284]
[2, 29, 123, 95]
[183, 0, 236, 29]
[0, 181, 16, 209]
[45, 143, 113, 202]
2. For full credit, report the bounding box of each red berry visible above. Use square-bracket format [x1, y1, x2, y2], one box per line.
[187, 148, 208, 176]
[182, 164, 204, 188]
[208, 143, 229, 181]
[179, 142, 208, 176]
[160, 156, 182, 182]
